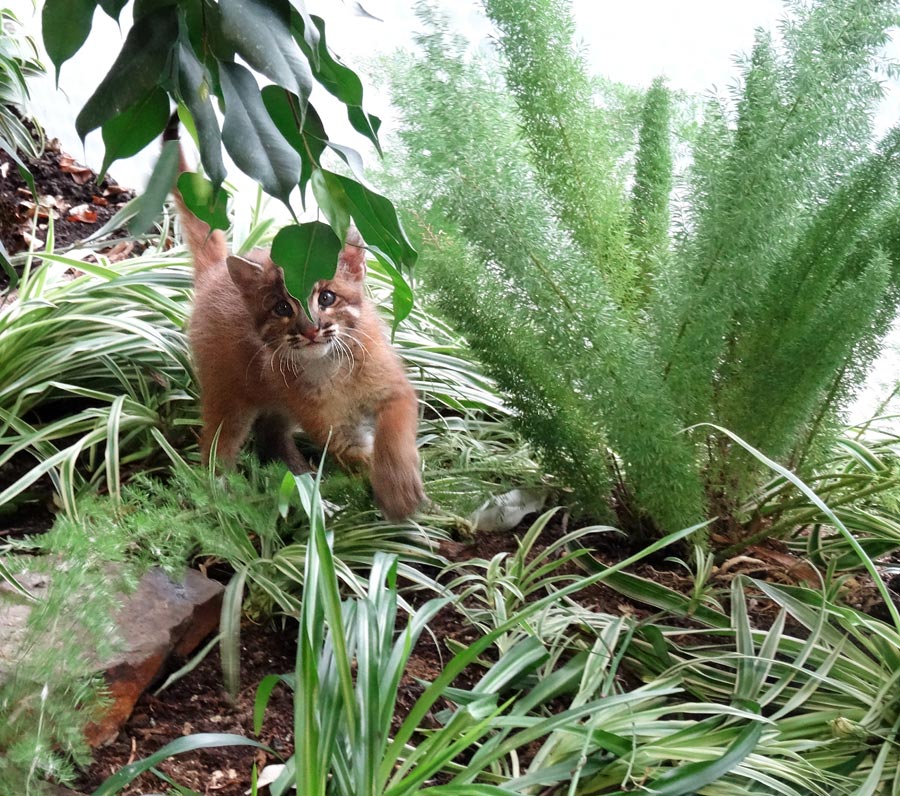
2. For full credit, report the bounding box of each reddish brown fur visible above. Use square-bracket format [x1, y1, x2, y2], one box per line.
[175, 176, 424, 520]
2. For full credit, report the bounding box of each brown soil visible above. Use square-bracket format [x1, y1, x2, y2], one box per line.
[0, 132, 136, 291]
[77, 623, 295, 796]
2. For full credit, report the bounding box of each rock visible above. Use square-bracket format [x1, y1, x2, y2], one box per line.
[0, 568, 224, 747]
[85, 568, 224, 746]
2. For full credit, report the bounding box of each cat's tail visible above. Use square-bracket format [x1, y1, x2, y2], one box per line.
[163, 114, 227, 277]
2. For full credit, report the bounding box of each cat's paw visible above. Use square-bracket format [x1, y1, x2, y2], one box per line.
[371, 462, 425, 522]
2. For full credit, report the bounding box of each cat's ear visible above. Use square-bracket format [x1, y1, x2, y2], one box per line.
[226, 255, 264, 296]
[336, 228, 367, 282]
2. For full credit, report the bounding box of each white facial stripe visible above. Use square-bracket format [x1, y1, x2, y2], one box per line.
[343, 305, 361, 319]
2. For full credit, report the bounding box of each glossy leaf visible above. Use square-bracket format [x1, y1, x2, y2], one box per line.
[271, 221, 342, 305]
[75, 7, 178, 140]
[128, 139, 180, 236]
[369, 246, 413, 333]
[97, 0, 127, 19]
[329, 171, 417, 270]
[219, 61, 301, 208]
[220, 0, 313, 109]
[293, 14, 381, 152]
[292, 0, 320, 64]
[180, 0, 232, 75]
[42, 0, 97, 79]
[261, 85, 324, 197]
[263, 87, 370, 202]
[177, 172, 230, 232]
[175, 39, 226, 190]
[100, 87, 170, 179]
[310, 168, 350, 243]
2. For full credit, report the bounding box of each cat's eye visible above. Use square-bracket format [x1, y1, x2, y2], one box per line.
[273, 300, 293, 317]
[319, 290, 337, 308]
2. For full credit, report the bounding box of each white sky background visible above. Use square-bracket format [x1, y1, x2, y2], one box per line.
[8, 0, 900, 419]
[12, 0, 809, 186]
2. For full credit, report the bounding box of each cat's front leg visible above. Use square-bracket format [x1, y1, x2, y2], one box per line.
[199, 398, 256, 468]
[371, 387, 425, 521]
[331, 423, 374, 473]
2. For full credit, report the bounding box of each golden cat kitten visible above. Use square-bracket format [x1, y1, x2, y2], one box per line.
[171, 153, 425, 520]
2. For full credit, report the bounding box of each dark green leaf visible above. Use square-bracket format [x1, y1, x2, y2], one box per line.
[180, 0, 232, 72]
[294, 14, 381, 152]
[262, 87, 368, 196]
[310, 168, 350, 243]
[290, 2, 320, 65]
[332, 172, 417, 269]
[369, 246, 413, 333]
[253, 673, 294, 734]
[129, 139, 180, 236]
[91, 733, 275, 796]
[175, 40, 226, 190]
[132, 0, 178, 19]
[261, 85, 323, 197]
[348, 104, 381, 150]
[0, 239, 17, 290]
[97, 0, 127, 19]
[0, 137, 36, 198]
[75, 7, 178, 140]
[220, 0, 312, 108]
[100, 87, 170, 179]
[271, 221, 342, 306]
[219, 61, 302, 208]
[42, 0, 97, 79]
[177, 172, 230, 231]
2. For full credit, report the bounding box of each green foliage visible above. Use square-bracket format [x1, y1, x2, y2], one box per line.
[483, 0, 634, 305]
[45, 0, 414, 319]
[0, 511, 146, 794]
[746, 422, 900, 569]
[382, 0, 900, 539]
[0, 8, 44, 160]
[628, 77, 673, 304]
[0, 248, 195, 516]
[92, 478, 714, 796]
[615, 574, 900, 795]
[0, 8, 45, 287]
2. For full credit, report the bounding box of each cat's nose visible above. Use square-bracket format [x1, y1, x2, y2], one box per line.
[301, 327, 319, 342]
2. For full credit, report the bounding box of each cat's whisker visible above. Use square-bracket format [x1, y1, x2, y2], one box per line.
[245, 339, 270, 381]
[275, 342, 291, 385]
[346, 326, 378, 345]
[341, 329, 371, 365]
[331, 336, 352, 375]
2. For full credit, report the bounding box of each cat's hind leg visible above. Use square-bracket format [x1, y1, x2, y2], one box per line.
[253, 412, 312, 474]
